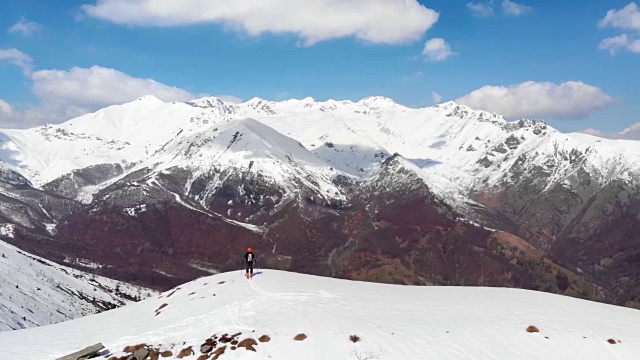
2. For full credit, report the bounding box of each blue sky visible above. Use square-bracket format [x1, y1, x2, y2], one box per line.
[0, 0, 638, 138]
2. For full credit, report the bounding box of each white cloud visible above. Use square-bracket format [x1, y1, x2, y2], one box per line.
[599, 2, 640, 30]
[0, 48, 33, 75]
[215, 95, 242, 103]
[502, 0, 534, 16]
[0, 54, 218, 127]
[403, 71, 425, 81]
[578, 123, 640, 140]
[456, 81, 613, 119]
[467, 2, 494, 17]
[80, 0, 439, 46]
[422, 38, 455, 61]
[8, 17, 42, 36]
[599, 33, 640, 55]
[0, 99, 13, 116]
[431, 91, 443, 103]
[30, 66, 198, 107]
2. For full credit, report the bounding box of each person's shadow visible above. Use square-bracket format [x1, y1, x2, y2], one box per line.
[252, 271, 263, 277]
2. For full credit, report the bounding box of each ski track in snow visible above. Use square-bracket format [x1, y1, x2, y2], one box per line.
[0, 270, 639, 359]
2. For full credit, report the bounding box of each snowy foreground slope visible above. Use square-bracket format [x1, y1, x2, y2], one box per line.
[0, 270, 638, 360]
[0, 239, 155, 332]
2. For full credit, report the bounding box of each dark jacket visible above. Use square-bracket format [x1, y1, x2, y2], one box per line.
[244, 251, 255, 264]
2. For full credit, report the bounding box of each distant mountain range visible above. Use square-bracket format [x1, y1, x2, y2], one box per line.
[1, 95, 639, 307]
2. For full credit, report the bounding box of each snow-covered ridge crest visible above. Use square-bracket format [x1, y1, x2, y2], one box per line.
[0, 270, 638, 359]
[0, 94, 639, 195]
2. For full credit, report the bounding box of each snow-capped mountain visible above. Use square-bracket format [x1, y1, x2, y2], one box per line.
[0, 270, 638, 359]
[0, 239, 155, 332]
[0, 95, 639, 307]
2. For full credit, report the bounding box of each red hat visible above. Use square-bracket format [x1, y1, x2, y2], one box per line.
[247, 247, 252, 252]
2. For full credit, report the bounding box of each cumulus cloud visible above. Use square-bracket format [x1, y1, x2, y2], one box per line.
[467, 2, 494, 17]
[215, 95, 243, 103]
[456, 81, 613, 119]
[8, 17, 42, 36]
[599, 33, 640, 55]
[0, 50, 232, 127]
[501, 0, 534, 16]
[466, 1, 532, 17]
[579, 123, 640, 140]
[30, 66, 198, 107]
[431, 91, 443, 103]
[0, 99, 14, 116]
[599, 2, 640, 30]
[80, 0, 439, 45]
[0, 48, 33, 75]
[422, 38, 455, 61]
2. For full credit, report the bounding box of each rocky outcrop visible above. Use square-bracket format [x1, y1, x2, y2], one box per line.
[55, 343, 104, 360]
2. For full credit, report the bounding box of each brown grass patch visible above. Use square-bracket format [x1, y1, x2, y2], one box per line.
[177, 346, 194, 358]
[211, 346, 226, 360]
[294, 333, 307, 341]
[258, 335, 271, 343]
[160, 350, 173, 357]
[196, 355, 210, 360]
[237, 338, 258, 352]
[526, 326, 539, 333]
[149, 350, 160, 360]
[123, 343, 147, 353]
[607, 339, 617, 344]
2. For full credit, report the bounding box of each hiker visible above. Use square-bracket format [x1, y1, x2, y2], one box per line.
[244, 247, 255, 278]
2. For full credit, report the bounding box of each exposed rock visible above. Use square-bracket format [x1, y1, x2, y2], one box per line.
[55, 343, 104, 360]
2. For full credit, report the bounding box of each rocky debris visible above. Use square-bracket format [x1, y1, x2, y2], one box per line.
[129, 347, 150, 360]
[200, 338, 217, 354]
[123, 344, 147, 353]
[258, 335, 271, 342]
[55, 343, 104, 360]
[526, 325, 540, 333]
[154, 303, 168, 316]
[176, 346, 194, 358]
[218, 332, 242, 344]
[294, 333, 308, 341]
[236, 338, 258, 352]
[211, 346, 226, 360]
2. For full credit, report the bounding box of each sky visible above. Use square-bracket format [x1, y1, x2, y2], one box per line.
[0, 0, 638, 139]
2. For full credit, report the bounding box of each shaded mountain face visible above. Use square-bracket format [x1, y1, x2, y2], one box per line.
[0, 238, 154, 332]
[0, 96, 637, 306]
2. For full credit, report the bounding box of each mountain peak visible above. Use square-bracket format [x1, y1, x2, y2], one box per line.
[358, 96, 398, 106]
[135, 95, 163, 103]
[187, 96, 226, 108]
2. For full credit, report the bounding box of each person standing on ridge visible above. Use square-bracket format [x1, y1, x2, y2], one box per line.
[244, 247, 255, 278]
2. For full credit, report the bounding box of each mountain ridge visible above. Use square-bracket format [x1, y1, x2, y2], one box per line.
[0, 95, 638, 306]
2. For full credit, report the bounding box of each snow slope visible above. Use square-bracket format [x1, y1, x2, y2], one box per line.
[0, 239, 155, 332]
[0, 270, 638, 359]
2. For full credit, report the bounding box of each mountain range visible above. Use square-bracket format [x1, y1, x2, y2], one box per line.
[0, 95, 639, 307]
